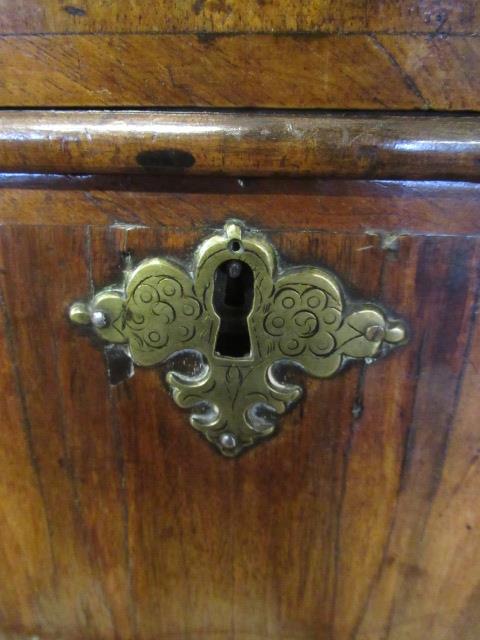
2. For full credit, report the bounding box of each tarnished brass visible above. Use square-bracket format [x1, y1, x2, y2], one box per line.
[69, 221, 407, 456]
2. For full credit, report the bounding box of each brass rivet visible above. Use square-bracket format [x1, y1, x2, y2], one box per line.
[219, 433, 237, 449]
[91, 310, 109, 328]
[365, 325, 385, 342]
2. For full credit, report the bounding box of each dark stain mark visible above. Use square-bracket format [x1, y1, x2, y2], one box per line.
[357, 144, 383, 177]
[204, 0, 230, 12]
[404, 562, 424, 579]
[136, 149, 195, 171]
[192, 0, 205, 15]
[120, 249, 134, 270]
[433, 11, 449, 34]
[105, 345, 134, 386]
[196, 32, 219, 44]
[397, 328, 426, 494]
[63, 5, 87, 16]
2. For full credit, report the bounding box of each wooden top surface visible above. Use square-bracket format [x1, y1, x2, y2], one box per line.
[0, 0, 479, 109]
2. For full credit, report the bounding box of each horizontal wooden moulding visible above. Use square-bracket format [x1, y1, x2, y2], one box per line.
[1, 176, 479, 235]
[2, 110, 480, 180]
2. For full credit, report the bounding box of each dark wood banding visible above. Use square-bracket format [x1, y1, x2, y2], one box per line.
[2, 110, 480, 179]
[1, 174, 479, 235]
[1, 0, 479, 35]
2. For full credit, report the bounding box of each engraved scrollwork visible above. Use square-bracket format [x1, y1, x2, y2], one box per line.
[126, 274, 202, 352]
[264, 283, 341, 357]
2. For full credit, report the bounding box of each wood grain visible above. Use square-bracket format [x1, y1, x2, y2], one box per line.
[0, 180, 479, 639]
[3, 110, 480, 180]
[0, 33, 419, 109]
[0, 0, 479, 636]
[0, 0, 478, 35]
[0, 175, 479, 236]
[0, 33, 479, 109]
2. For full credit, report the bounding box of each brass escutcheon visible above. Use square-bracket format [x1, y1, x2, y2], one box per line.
[69, 220, 407, 456]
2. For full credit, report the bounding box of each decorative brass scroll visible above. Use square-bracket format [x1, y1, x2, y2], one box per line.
[70, 221, 407, 456]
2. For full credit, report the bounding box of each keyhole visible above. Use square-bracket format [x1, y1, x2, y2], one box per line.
[213, 260, 254, 357]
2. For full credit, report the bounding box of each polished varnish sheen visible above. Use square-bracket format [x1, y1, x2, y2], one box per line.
[2, 111, 480, 180]
[0, 1, 479, 109]
[0, 175, 479, 640]
[1, 0, 480, 638]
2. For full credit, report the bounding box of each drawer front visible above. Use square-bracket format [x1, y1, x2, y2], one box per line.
[0, 171, 479, 640]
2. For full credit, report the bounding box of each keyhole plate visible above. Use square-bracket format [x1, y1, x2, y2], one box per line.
[69, 220, 408, 457]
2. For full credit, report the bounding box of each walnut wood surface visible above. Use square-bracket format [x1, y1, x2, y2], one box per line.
[0, 177, 479, 639]
[3, 110, 480, 180]
[0, 33, 480, 109]
[0, 0, 478, 34]
[1, 1, 479, 109]
[1, 175, 480, 236]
